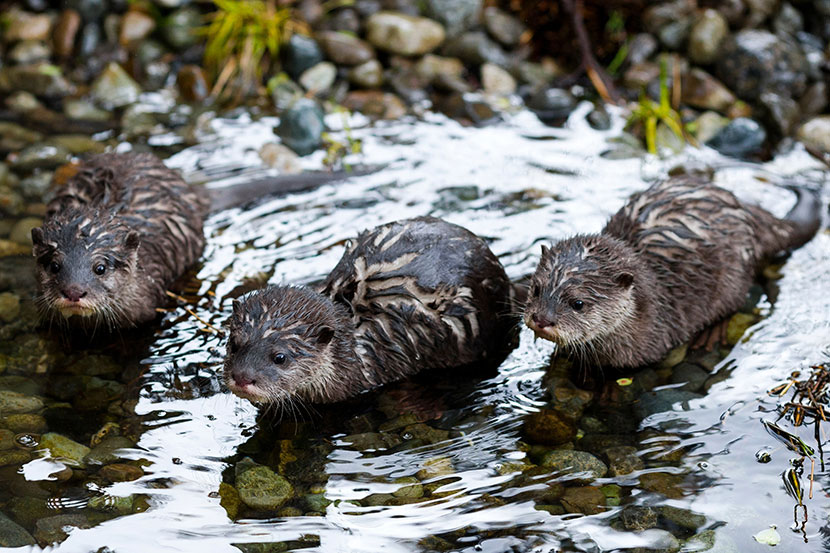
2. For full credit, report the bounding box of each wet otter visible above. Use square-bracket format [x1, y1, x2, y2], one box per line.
[524, 178, 822, 368]
[224, 216, 515, 405]
[31, 152, 362, 329]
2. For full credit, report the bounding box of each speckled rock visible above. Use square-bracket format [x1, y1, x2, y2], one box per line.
[38, 432, 91, 467]
[236, 462, 294, 511]
[366, 12, 446, 56]
[639, 471, 685, 499]
[656, 505, 706, 529]
[604, 446, 644, 476]
[0, 390, 43, 415]
[0, 512, 36, 547]
[219, 481, 240, 519]
[540, 450, 607, 480]
[316, 31, 375, 66]
[1, 414, 47, 433]
[0, 449, 32, 466]
[688, 9, 728, 65]
[560, 486, 605, 515]
[90, 62, 142, 109]
[416, 457, 454, 480]
[621, 505, 658, 531]
[715, 30, 808, 102]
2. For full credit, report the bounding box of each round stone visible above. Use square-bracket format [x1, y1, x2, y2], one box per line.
[366, 11, 446, 56]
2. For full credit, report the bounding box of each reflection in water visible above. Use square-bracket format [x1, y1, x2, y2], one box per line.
[1, 105, 828, 552]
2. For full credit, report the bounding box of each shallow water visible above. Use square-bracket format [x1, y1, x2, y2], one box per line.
[2, 102, 829, 552]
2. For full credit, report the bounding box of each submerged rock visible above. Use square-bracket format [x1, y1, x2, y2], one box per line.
[0, 512, 36, 547]
[0, 390, 43, 415]
[38, 432, 91, 467]
[539, 450, 607, 480]
[236, 462, 294, 511]
[635, 389, 702, 419]
[560, 486, 605, 515]
[34, 514, 91, 546]
[523, 409, 577, 446]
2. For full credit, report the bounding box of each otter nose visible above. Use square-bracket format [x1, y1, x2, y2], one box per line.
[532, 313, 555, 328]
[232, 371, 256, 388]
[61, 286, 87, 302]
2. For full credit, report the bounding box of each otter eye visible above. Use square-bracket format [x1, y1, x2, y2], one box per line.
[272, 353, 287, 365]
[228, 338, 239, 354]
[94, 263, 106, 275]
[571, 300, 584, 311]
[49, 261, 61, 274]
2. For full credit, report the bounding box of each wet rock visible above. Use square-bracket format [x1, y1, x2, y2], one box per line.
[87, 493, 134, 513]
[0, 430, 13, 450]
[38, 432, 91, 467]
[621, 505, 657, 531]
[539, 450, 607, 480]
[4, 10, 52, 42]
[259, 143, 302, 174]
[416, 456, 454, 480]
[797, 115, 830, 153]
[527, 87, 577, 124]
[481, 63, 516, 95]
[235, 462, 294, 511]
[11, 144, 71, 173]
[657, 505, 706, 529]
[483, 6, 524, 47]
[20, 171, 52, 199]
[100, 463, 144, 482]
[627, 33, 658, 65]
[659, 343, 688, 370]
[84, 436, 135, 466]
[523, 409, 577, 446]
[715, 30, 808, 102]
[120, 9, 155, 46]
[560, 486, 605, 515]
[0, 390, 43, 415]
[316, 31, 375, 66]
[298, 61, 336, 95]
[53, 9, 81, 58]
[587, 106, 611, 130]
[0, 512, 36, 547]
[0, 64, 76, 98]
[402, 423, 449, 444]
[34, 514, 91, 546]
[162, 6, 200, 49]
[348, 59, 383, 88]
[604, 446, 644, 476]
[670, 362, 709, 392]
[681, 68, 736, 113]
[67, 0, 108, 21]
[366, 12, 445, 56]
[302, 492, 330, 513]
[685, 529, 716, 551]
[9, 40, 51, 65]
[176, 65, 209, 103]
[91, 62, 142, 109]
[425, 0, 481, 35]
[343, 90, 406, 119]
[760, 92, 799, 135]
[0, 450, 32, 466]
[726, 312, 755, 345]
[705, 118, 766, 158]
[393, 476, 424, 499]
[635, 389, 702, 419]
[219, 482, 240, 519]
[688, 9, 729, 65]
[1, 414, 47, 433]
[284, 34, 324, 79]
[548, 382, 593, 420]
[443, 31, 508, 67]
[694, 111, 729, 143]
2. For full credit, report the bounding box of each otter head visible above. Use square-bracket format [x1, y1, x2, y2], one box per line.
[524, 236, 636, 351]
[32, 208, 141, 328]
[223, 285, 355, 406]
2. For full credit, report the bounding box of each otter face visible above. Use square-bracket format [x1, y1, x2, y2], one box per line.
[32, 212, 141, 329]
[223, 286, 341, 406]
[524, 237, 635, 350]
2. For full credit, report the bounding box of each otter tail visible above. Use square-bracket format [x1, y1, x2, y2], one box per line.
[782, 185, 823, 250]
[207, 166, 380, 213]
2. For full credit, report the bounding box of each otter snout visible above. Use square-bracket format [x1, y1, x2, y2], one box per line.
[61, 285, 88, 302]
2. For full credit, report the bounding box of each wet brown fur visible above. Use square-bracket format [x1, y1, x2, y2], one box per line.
[224, 217, 516, 405]
[525, 177, 822, 369]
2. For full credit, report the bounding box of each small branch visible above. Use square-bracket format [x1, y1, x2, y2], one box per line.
[561, 0, 621, 105]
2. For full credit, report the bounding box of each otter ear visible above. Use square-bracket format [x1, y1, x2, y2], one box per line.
[31, 227, 45, 247]
[124, 231, 140, 251]
[232, 299, 241, 313]
[540, 245, 550, 257]
[615, 272, 634, 288]
[316, 326, 334, 345]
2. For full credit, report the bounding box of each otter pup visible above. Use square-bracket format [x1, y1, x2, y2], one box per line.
[224, 217, 515, 405]
[524, 178, 822, 368]
[31, 152, 361, 329]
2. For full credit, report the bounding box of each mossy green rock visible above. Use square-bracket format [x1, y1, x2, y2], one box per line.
[726, 313, 756, 345]
[0, 391, 43, 416]
[84, 436, 136, 466]
[1, 414, 47, 433]
[302, 492, 330, 513]
[0, 449, 32, 466]
[0, 429, 14, 450]
[236, 465, 294, 511]
[38, 432, 91, 467]
[393, 477, 424, 499]
[219, 482, 241, 519]
[539, 450, 607, 480]
[87, 494, 134, 514]
[0, 512, 35, 547]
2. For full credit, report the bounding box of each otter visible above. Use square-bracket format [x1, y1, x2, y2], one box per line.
[223, 216, 515, 405]
[524, 177, 822, 368]
[31, 152, 364, 329]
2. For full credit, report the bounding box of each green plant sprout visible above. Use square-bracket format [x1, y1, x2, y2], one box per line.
[626, 59, 696, 155]
[322, 107, 363, 170]
[202, 0, 305, 104]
